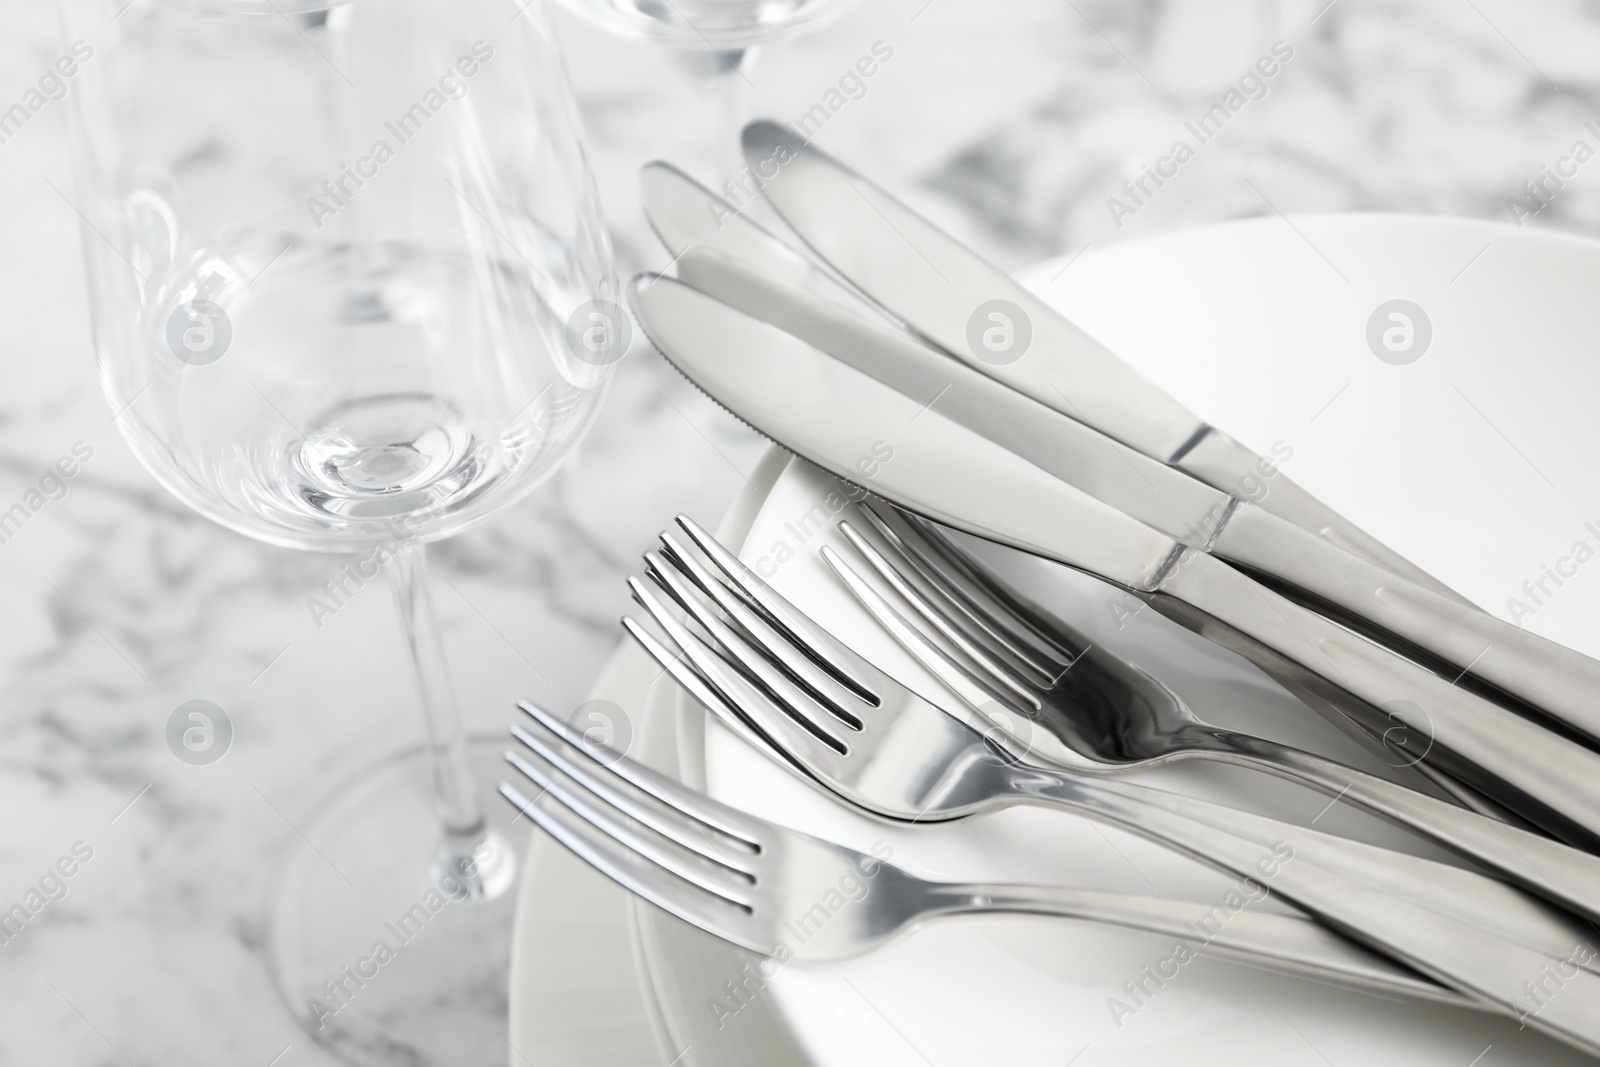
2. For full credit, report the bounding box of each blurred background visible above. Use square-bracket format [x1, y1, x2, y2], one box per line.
[1, 0, 1597, 1062]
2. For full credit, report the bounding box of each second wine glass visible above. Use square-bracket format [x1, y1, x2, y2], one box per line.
[552, 0, 868, 180]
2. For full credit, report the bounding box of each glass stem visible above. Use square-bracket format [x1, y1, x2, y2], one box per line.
[682, 45, 760, 189]
[389, 541, 484, 837]
[716, 46, 758, 183]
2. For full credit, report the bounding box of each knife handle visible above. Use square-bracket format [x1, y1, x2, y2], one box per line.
[1173, 428, 1478, 609]
[1211, 504, 1600, 749]
[1150, 550, 1600, 850]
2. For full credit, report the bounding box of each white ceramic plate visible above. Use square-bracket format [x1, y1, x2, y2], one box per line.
[516, 214, 1600, 1065]
[506, 449, 799, 1066]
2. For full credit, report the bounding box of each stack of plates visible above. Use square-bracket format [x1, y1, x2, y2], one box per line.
[508, 214, 1600, 1065]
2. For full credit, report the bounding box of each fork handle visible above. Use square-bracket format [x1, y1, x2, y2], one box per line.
[1013, 769, 1600, 1055]
[919, 882, 1471, 1010]
[1201, 729, 1600, 924]
[1212, 502, 1600, 746]
[1150, 550, 1600, 849]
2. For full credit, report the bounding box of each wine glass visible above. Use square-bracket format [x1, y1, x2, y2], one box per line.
[61, 0, 624, 1062]
[551, 0, 867, 179]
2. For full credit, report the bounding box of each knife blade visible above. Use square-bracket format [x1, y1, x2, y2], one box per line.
[627, 271, 1600, 851]
[641, 161, 869, 316]
[672, 245, 1600, 747]
[629, 271, 1182, 592]
[737, 120, 1472, 608]
[674, 245, 1232, 545]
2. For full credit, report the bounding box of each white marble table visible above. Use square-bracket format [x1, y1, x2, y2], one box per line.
[1, 0, 1597, 1064]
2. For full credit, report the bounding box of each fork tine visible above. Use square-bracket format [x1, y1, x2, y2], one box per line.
[646, 547, 864, 735]
[504, 743, 758, 905]
[837, 519, 1042, 711]
[497, 780, 768, 954]
[858, 501, 1074, 683]
[619, 613, 827, 782]
[627, 573, 849, 755]
[672, 513, 879, 705]
[510, 719, 759, 876]
[656, 531, 874, 721]
[516, 697, 766, 849]
[866, 500, 1084, 669]
[819, 542, 1035, 746]
[625, 577, 855, 776]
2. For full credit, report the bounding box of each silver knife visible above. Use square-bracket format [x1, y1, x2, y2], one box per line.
[672, 245, 1600, 750]
[627, 270, 1600, 851]
[735, 121, 1473, 609]
[641, 161, 868, 315]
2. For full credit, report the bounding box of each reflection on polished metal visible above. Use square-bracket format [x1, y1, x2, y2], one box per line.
[642, 155, 1600, 752]
[626, 273, 1600, 848]
[838, 499, 1600, 923]
[500, 699, 1467, 1010]
[736, 121, 1461, 601]
[618, 519, 1600, 1055]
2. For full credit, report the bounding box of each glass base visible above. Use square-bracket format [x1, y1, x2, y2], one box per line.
[267, 736, 524, 1067]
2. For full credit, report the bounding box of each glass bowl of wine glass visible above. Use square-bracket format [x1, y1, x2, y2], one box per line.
[63, 0, 627, 1062]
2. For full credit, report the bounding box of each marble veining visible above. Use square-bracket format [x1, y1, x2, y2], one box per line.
[3, 0, 1599, 1063]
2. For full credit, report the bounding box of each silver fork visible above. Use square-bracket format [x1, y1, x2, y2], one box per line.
[626, 515, 1600, 1055]
[834, 500, 1600, 927]
[498, 700, 1467, 1008]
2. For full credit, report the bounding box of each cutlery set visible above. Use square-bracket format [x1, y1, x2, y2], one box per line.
[501, 699, 1467, 1012]
[503, 125, 1600, 1055]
